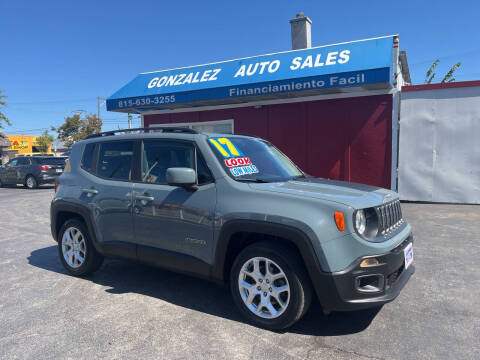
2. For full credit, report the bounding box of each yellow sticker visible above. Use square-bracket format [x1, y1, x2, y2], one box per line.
[209, 137, 244, 158]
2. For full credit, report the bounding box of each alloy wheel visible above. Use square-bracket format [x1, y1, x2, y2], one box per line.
[238, 257, 290, 319]
[26, 176, 36, 189]
[61, 227, 87, 268]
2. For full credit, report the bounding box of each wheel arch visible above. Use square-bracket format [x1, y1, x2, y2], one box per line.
[50, 200, 103, 253]
[212, 219, 326, 285]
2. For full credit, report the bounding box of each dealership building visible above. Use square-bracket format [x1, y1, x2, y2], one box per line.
[106, 14, 411, 191]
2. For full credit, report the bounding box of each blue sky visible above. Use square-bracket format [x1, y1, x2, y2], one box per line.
[1, 0, 478, 134]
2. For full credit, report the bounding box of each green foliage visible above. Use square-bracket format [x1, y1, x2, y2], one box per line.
[425, 59, 462, 84]
[0, 90, 11, 131]
[36, 130, 54, 154]
[52, 113, 102, 147]
[441, 62, 462, 83]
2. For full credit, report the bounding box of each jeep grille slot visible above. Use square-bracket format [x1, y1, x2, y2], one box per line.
[376, 200, 403, 236]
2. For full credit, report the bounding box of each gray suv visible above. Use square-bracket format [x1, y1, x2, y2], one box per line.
[50, 127, 414, 330]
[0, 156, 66, 189]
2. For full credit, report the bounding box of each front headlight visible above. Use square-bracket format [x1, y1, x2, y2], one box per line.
[354, 208, 380, 240]
[355, 209, 367, 235]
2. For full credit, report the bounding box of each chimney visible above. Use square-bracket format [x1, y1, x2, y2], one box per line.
[289, 12, 312, 50]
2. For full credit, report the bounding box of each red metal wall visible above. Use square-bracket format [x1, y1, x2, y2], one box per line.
[144, 94, 393, 188]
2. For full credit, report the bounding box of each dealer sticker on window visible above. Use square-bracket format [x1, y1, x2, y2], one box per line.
[404, 242, 413, 269]
[208, 137, 244, 158]
[230, 164, 259, 177]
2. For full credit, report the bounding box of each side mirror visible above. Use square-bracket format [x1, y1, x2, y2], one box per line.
[166, 167, 197, 189]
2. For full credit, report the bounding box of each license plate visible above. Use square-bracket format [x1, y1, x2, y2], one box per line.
[404, 242, 414, 269]
[56, 169, 63, 173]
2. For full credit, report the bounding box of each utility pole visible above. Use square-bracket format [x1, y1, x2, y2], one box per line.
[97, 97, 105, 121]
[128, 113, 132, 129]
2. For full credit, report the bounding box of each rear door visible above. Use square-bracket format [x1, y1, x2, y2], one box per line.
[80, 140, 136, 256]
[14, 157, 30, 183]
[133, 139, 216, 266]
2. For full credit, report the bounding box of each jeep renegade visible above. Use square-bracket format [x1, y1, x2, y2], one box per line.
[50, 127, 414, 330]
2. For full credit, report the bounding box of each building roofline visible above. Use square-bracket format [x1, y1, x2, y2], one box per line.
[402, 80, 480, 92]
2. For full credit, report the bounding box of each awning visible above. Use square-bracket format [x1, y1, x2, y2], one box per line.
[107, 35, 396, 113]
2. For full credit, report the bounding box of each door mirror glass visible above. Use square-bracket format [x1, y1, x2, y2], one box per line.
[166, 167, 196, 187]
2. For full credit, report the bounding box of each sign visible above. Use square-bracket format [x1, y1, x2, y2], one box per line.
[107, 36, 395, 112]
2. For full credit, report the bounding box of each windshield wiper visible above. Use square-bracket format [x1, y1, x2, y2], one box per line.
[290, 174, 311, 180]
[235, 178, 271, 183]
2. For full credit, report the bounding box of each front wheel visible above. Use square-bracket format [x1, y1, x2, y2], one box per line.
[230, 242, 312, 330]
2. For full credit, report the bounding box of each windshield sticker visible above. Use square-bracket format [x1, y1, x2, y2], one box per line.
[225, 157, 251, 167]
[230, 165, 259, 177]
[209, 137, 244, 158]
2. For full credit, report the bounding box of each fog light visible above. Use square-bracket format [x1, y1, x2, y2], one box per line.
[360, 258, 379, 267]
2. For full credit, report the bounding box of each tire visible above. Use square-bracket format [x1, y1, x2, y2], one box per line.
[25, 175, 38, 189]
[230, 242, 312, 330]
[57, 218, 104, 276]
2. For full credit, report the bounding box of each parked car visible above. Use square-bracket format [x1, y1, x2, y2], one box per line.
[0, 156, 66, 189]
[50, 128, 414, 330]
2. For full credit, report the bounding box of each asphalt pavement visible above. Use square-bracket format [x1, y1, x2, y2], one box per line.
[0, 186, 478, 359]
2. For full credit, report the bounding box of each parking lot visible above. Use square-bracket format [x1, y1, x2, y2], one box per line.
[0, 186, 478, 360]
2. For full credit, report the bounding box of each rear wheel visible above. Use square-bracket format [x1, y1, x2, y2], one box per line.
[230, 242, 312, 330]
[25, 175, 38, 189]
[58, 218, 104, 276]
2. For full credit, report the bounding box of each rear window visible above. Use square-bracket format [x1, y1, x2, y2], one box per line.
[81, 143, 96, 173]
[34, 158, 66, 166]
[97, 141, 134, 180]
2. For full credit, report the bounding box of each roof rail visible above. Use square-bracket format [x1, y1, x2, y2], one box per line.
[85, 127, 198, 139]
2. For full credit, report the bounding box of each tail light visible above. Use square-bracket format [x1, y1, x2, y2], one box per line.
[55, 178, 60, 193]
[39, 165, 52, 170]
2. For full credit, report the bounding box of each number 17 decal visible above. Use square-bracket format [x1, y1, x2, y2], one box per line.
[209, 137, 244, 158]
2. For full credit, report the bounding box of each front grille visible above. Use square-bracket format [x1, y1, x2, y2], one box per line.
[375, 200, 404, 236]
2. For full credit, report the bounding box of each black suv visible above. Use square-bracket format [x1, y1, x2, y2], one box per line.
[0, 156, 66, 189]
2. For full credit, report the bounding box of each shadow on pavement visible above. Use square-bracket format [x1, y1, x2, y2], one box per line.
[28, 245, 379, 336]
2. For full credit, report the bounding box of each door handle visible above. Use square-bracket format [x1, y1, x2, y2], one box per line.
[134, 194, 154, 202]
[81, 188, 99, 195]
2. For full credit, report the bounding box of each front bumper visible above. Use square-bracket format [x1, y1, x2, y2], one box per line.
[315, 234, 415, 313]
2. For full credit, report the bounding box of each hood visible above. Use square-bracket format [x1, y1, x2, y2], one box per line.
[248, 178, 398, 209]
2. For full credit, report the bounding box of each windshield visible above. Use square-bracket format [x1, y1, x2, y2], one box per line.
[207, 136, 304, 182]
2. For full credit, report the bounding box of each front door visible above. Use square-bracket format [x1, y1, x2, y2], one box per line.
[133, 139, 216, 268]
[4, 158, 19, 184]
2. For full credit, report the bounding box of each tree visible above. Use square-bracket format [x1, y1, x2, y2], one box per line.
[36, 130, 54, 154]
[425, 59, 462, 84]
[0, 90, 11, 131]
[52, 113, 102, 147]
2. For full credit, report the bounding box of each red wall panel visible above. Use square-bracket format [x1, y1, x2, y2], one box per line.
[144, 94, 392, 188]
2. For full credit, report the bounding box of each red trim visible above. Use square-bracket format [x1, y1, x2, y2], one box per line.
[402, 80, 480, 92]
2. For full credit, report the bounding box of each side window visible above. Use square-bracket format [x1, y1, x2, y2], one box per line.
[197, 153, 213, 185]
[17, 158, 28, 165]
[142, 140, 195, 184]
[97, 141, 134, 180]
[8, 159, 18, 167]
[81, 143, 96, 173]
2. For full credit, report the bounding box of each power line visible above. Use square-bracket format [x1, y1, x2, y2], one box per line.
[8, 98, 98, 105]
